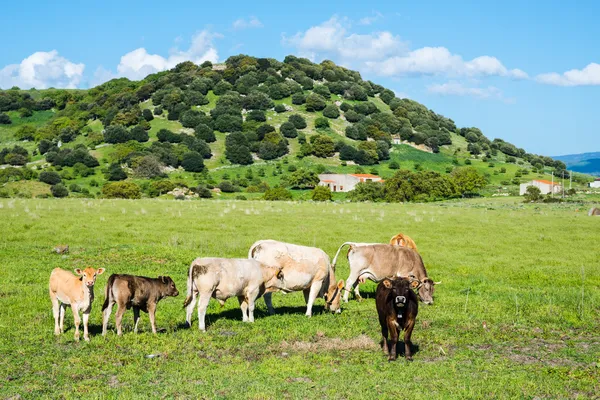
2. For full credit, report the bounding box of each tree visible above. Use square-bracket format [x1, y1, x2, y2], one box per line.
[142, 109, 154, 122]
[280, 122, 298, 138]
[311, 135, 335, 158]
[291, 93, 306, 105]
[0, 113, 11, 124]
[102, 181, 142, 199]
[389, 161, 400, 169]
[51, 183, 69, 198]
[181, 110, 205, 128]
[311, 186, 332, 201]
[106, 163, 127, 181]
[103, 125, 130, 144]
[225, 132, 253, 165]
[523, 185, 541, 202]
[15, 125, 36, 141]
[39, 171, 62, 185]
[263, 187, 293, 201]
[315, 117, 330, 129]
[246, 110, 266, 122]
[322, 104, 340, 119]
[305, 93, 327, 112]
[288, 114, 307, 129]
[274, 104, 287, 113]
[194, 123, 216, 143]
[451, 167, 487, 195]
[38, 139, 52, 155]
[130, 126, 149, 142]
[181, 151, 205, 172]
[286, 169, 320, 189]
[268, 83, 292, 100]
[348, 181, 385, 202]
[134, 155, 165, 178]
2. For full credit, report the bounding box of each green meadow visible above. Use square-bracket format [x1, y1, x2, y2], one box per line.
[0, 198, 598, 398]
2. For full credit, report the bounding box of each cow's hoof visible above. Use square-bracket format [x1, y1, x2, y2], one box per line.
[406, 356, 413, 362]
[356, 297, 364, 302]
[84, 336, 90, 342]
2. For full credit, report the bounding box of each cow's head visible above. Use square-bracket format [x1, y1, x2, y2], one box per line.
[324, 280, 344, 313]
[262, 266, 285, 292]
[158, 276, 179, 297]
[75, 267, 105, 287]
[382, 278, 413, 308]
[408, 276, 440, 305]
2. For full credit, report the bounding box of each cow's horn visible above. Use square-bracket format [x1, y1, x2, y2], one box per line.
[434, 281, 442, 285]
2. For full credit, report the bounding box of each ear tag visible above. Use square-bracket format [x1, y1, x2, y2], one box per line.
[397, 313, 403, 319]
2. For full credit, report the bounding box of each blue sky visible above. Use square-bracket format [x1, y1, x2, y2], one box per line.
[1, 0, 598, 156]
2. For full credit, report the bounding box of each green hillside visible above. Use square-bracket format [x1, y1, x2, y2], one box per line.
[0, 55, 591, 200]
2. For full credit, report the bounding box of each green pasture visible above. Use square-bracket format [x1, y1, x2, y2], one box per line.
[0, 198, 598, 398]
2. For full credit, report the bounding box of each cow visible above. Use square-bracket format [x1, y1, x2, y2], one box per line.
[376, 277, 418, 361]
[49, 267, 105, 341]
[336, 244, 439, 304]
[248, 240, 344, 316]
[101, 274, 179, 336]
[52, 245, 69, 254]
[589, 207, 600, 216]
[183, 258, 284, 331]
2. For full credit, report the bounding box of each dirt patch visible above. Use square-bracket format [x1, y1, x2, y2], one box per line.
[279, 334, 377, 353]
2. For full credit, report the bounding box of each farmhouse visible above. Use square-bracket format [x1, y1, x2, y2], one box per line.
[588, 178, 600, 188]
[519, 179, 562, 195]
[318, 173, 382, 192]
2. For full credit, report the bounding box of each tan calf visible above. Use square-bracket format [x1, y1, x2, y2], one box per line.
[49, 267, 105, 341]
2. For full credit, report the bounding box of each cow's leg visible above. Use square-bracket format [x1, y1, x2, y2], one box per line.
[247, 288, 259, 323]
[343, 271, 362, 303]
[102, 301, 114, 336]
[302, 288, 310, 304]
[148, 303, 157, 334]
[197, 293, 212, 332]
[404, 319, 416, 361]
[263, 292, 275, 315]
[59, 304, 66, 333]
[114, 302, 126, 336]
[238, 296, 249, 322]
[380, 322, 389, 355]
[82, 311, 90, 342]
[185, 288, 198, 327]
[50, 293, 61, 335]
[388, 319, 399, 361]
[305, 280, 323, 317]
[133, 307, 141, 334]
[71, 305, 81, 341]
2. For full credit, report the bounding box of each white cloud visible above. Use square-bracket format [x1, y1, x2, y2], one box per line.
[232, 16, 263, 30]
[428, 81, 514, 103]
[283, 16, 406, 62]
[113, 30, 220, 82]
[535, 63, 600, 86]
[0, 50, 84, 89]
[358, 11, 383, 26]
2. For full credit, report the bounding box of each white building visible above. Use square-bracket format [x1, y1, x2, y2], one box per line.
[318, 173, 383, 193]
[588, 179, 600, 188]
[519, 179, 562, 195]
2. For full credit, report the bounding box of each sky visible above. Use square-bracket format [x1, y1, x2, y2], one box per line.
[1, 0, 598, 156]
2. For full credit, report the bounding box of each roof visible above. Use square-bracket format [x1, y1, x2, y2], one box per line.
[533, 180, 560, 185]
[350, 174, 381, 179]
[321, 179, 335, 183]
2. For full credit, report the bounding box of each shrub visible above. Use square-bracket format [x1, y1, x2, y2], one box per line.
[39, 171, 62, 185]
[280, 122, 298, 138]
[305, 93, 327, 112]
[315, 117, 330, 129]
[340, 102, 352, 112]
[263, 187, 293, 201]
[291, 93, 306, 105]
[389, 161, 400, 169]
[285, 169, 320, 189]
[181, 110, 205, 128]
[218, 180, 238, 193]
[348, 181, 385, 202]
[344, 109, 361, 123]
[196, 185, 213, 198]
[154, 106, 163, 115]
[181, 151, 205, 172]
[274, 104, 287, 113]
[102, 181, 142, 199]
[194, 124, 216, 143]
[311, 135, 335, 158]
[106, 163, 127, 181]
[0, 113, 11, 124]
[523, 185, 541, 202]
[68, 183, 81, 192]
[246, 110, 266, 122]
[311, 185, 332, 201]
[104, 125, 130, 144]
[464, 159, 472, 165]
[313, 85, 331, 98]
[130, 126, 149, 142]
[288, 114, 307, 129]
[134, 155, 165, 178]
[51, 183, 69, 198]
[142, 109, 154, 121]
[147, 180, 176, 197]
[322, 104, 339, 119]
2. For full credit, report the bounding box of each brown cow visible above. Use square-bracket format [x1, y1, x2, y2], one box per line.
[389, 233, 418, 251]
[52, 245, 69, 254]
[376, 277, 419, 361]
[49, 267, 105, 341]
[102, 274, 179, 336]
[589, 207, 600, 216]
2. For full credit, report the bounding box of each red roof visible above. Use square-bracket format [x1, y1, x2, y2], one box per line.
[350, 174, 381, 179]
[321, 179, 335, 182]
[534, 180, 560, 185]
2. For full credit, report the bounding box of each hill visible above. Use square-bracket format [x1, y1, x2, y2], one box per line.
[0, 55, 589, 200]
[554, 152, 600, 176]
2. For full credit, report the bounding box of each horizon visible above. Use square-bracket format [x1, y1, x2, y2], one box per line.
[1, 0, 598, 156]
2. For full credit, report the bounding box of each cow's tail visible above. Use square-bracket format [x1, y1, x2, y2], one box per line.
[247, 241, 263, 259]
[182, 262, 195, 309]
[331, 242, 356, 271]
[101, 274, 116, 311]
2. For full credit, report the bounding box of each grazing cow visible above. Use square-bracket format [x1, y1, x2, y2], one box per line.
[337, 244, 439, 304]
[589, 207, 600, 216]
[52, 245, 69, 254]
[102, 274, 179, 336]
[49, 267, 105, 341]
[389, 233, 418, 251]
[183, 258, 284, 331]
[376, 278, 418, 361]
[248, 240, 344, 316]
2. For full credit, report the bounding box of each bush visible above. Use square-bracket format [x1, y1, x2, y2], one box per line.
[0, 113, 11, 124]
[280, 122, 298, 138]
[344, 109, 361, 123]
[464, 159, 472, 165]
[348, 181, 385, 202]
[246, 110, 266, 122]
[311, 135, 335, 158]
[194, 124, 216, 143]
[196, 186, 213, 198]
[322, 104, 339, 119]
[305, 93, 327, 112]
[102, 181, 142, 199]
[106, 163, 127, 181]
[68, 183, 81, 192]
[147, 180, 176, 197]
[181, 151, 205, 172]
[142, 109, 154, 122]
[389, 161, 400, 169]
[314, 117, 330, 129]
[154, 106, 163, 115]
[134, 155, 165, 178]
[104, 125, 130, 144]
[523, 185, 541, 202]
[130, 126, 149, 142]
[51, 183, 69, 198]
[218, 180, 238, 193]
[311, 185, 332, 201]
[263, 187, 293, 201]
[288, 114, 307, 129]
[291, 93, 306, 105]
[274, 104, 287, 113]
[39, 171, 62, 185]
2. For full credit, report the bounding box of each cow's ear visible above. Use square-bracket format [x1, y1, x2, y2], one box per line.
[160, 276, 168, 284]
[74, 268, 83, 276]
[337, 280, 344, 289]
[276, 269, 284, 279]
[96, 268, 105, 275]
[410, 280, 420, 289]
[382, 279, 392, 289]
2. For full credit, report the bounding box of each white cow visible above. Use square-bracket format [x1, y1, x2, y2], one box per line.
[183, 258, 283, 331]
[248, 240, 344, 316]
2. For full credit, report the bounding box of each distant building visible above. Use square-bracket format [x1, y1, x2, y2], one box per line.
[519, 179, 562, 195]
[589, 178, 600, 188]
[318, 173, 383, 193]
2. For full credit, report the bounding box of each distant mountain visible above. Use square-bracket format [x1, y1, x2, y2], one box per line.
[554, 152, 600, 176]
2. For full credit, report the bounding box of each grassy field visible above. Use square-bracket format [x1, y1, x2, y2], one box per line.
[0, 198, 599, 398]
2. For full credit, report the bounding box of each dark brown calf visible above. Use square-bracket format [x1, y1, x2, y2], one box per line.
[101, 274, 179, 336]
[375, 278, 418, 361]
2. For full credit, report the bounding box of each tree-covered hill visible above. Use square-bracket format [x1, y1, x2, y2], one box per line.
[0, 55, 589, 200]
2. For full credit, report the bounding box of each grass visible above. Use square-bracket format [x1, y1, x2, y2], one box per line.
[0, 198, 598, 398]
